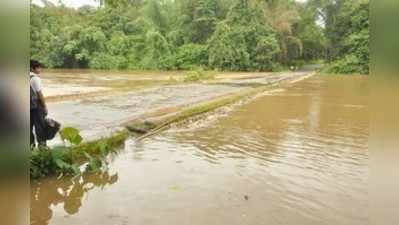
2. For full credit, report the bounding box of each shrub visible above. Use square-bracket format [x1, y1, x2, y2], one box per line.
[326, 54, 368, 74]
[172, 44, 208, 70]
[140, 30, 172, 69]
[183, 68, 215, 82]
[30, 146, 78, 179]
[89, 53, 128, 69]
[30, 127, 128, 179]
[207, 4, 280, 71]
[289, 60, 305, 70]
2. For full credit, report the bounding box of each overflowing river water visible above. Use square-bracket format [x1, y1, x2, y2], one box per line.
[31, 75, 368, 225]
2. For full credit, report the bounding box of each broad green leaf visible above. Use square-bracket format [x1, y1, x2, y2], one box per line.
[60, 127, 83, 145]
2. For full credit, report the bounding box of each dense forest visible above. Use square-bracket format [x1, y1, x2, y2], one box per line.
[30, 0, 369, 74]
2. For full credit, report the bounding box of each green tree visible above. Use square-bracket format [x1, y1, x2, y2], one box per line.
[140, 30, 172, 69]
[143, 0, 168, 34]
[172, 43, 208, 69]
[310, 0, 369, 73]
[296, 2, 326, 61]
[326, 1, 369, 73]
[30, 0, 368, 73]
[208, 1, 280, 71]
[258, 0, 303, 65]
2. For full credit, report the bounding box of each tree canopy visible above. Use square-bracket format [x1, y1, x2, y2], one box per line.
[30, 0, 369, 74]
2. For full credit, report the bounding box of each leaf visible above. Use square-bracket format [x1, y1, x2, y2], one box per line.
[96, 141, 109, 156]
[73, 135, 83, 145]
[51, 146, 68, 159]
[54, 158, 69, 169]
[60, 127, 83, 145]
[71, 165, 81, 175]
[83, 152, 93, 160]
[86, 157, 103, 172]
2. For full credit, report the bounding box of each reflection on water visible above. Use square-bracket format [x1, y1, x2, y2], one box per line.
[30, 75, 368, 225]
[30, 171, 118, 225]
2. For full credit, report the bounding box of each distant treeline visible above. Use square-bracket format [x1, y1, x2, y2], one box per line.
[30, 0, 369, 74]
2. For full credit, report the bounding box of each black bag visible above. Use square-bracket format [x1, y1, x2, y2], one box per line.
[44, 118, 61, 140]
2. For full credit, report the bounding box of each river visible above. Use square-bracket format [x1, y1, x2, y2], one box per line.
[31, 74, 368, 225]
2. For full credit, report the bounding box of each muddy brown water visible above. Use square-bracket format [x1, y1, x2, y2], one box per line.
[45, 70, 309, 143]
[31, 75, 368, 225]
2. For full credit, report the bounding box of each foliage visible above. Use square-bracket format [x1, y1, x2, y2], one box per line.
[30, 127, 128, 179]
[296, 2, 327, 61]
[260, 0, 302, 64]
[325, 53, 367, 74]
[30, 146, 77, 179]
[208, 3, 280, 71]
[183, 68, 215, 82]
[30, 0, 369, 73]
[60, 127, 83, 145]
[172, 44, 208, 70]
[140, 30, 172, 69]
[326, 6, 369, 74]
[309, 0, 369, 74]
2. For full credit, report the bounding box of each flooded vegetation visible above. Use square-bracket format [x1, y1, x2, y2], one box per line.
[31, 75, 368, 225]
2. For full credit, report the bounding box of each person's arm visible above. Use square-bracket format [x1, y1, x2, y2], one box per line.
[37, 91, 48, 115]
[31, 77, 47, 115]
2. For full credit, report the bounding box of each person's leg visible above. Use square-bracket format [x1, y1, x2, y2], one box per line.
[30, 110, 36, 148]
[32, 108, 47, 147]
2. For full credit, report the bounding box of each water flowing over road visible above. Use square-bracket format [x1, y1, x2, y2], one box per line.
[31, 74, 368, 225]
[44, 70, 311, 141]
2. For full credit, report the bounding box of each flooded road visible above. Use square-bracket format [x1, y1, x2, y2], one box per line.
[31, 75, 368, 225]
[44, 70, 309, 141]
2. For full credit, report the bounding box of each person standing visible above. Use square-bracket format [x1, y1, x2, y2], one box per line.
[30, 59, 48, 147]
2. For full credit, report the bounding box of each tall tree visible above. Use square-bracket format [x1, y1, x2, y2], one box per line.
[308, 0, 369, 73]
[254, 0, 303, 64]
[31, 0, 368, 73]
